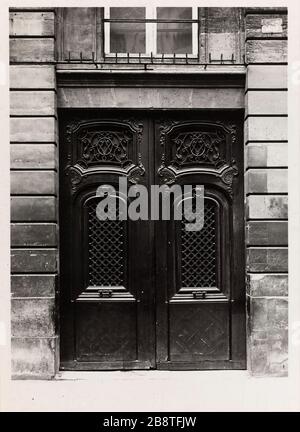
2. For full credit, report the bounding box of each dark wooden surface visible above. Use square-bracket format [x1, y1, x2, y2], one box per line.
[59, 109, 246, 370]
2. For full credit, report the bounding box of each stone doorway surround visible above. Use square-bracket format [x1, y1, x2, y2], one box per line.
[10, 6, 288, 379]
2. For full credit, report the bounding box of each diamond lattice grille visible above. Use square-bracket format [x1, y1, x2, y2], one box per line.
[87, 198, 125, 287]
[181, 199, 218, 288]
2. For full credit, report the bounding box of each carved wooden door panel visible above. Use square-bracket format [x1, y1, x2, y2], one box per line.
[154, 112, 246, 369]
[59, 111, 155, 370]
[59, 110, 245, 370]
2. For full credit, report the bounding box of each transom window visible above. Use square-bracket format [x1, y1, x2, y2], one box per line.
[104, 7, 198, 57]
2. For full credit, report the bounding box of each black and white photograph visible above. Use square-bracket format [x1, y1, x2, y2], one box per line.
[0, 0, 300, 416]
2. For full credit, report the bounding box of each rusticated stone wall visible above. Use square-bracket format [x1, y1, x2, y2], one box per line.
[10, 7, 58, 378]
[9, 6, 288, 378]
[244, 7, 288, 376]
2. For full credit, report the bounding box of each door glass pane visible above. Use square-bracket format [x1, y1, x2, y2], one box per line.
[110, 7, 146, 53]
[157, 7, 193, 54]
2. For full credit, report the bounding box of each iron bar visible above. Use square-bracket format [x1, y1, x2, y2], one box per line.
[58, 50, 246, 67]
[103, 19, 199, 23]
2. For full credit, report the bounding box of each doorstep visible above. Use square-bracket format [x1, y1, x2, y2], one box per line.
[3, 370, 294, 412]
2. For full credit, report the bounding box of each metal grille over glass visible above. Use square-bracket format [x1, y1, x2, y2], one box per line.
[181, 199, 218, 288]
[86, 197, 126, 287]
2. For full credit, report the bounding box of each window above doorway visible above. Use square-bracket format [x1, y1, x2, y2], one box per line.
[104, 7, 198, 57]
[56, 7, 245, 65]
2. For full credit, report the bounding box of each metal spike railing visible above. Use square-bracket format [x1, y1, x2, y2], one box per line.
[62, 51, 246, 67]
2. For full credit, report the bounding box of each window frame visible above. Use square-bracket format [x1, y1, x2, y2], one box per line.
[104, 6, 198, 58]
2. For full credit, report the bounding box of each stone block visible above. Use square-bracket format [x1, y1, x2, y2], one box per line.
[247, 247, 288, 272]
[249, 334, 269, 375]
[10, 38, 55, 63]
[11, 223, 57, 247]
[247, 221, 288, 245]
[11, 248, 57, 273]
[11, 171, 57, 195]
[11, 337, 57, 379]
[250, 329, 288, 376]
[10, 65, 55, 89]
[11, 196, 57, 221]
[247, 273, 288, 296]
[250, 297, 288, 332]
[10, 12, 54, 36]
[60, 7, 96, 61]
[267, 329, 288, 375]
[11, 274, 56, 297]
[11, 298, 55, 337]
[246, 40, 287, 63]
[246, 143, 287, 167]
[246, 65, 287, 89]
[58, 87, 244, 109]
[10, 144, 57, 169]
[10, 90, 56, 116]
[247, 195, 288, 219]
[10, 117, 56, 142]
[246, 169, 288, 193]
[245, 14, 287, 39]
[245, 91, 287, 115]
[245, 117, 287, 142]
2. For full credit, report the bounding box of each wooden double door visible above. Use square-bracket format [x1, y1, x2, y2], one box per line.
[59, 110, 246, 370]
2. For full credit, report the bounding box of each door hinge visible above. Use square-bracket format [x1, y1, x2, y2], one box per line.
[98, 289, 112, 298]
[193, 290, 207, 299]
